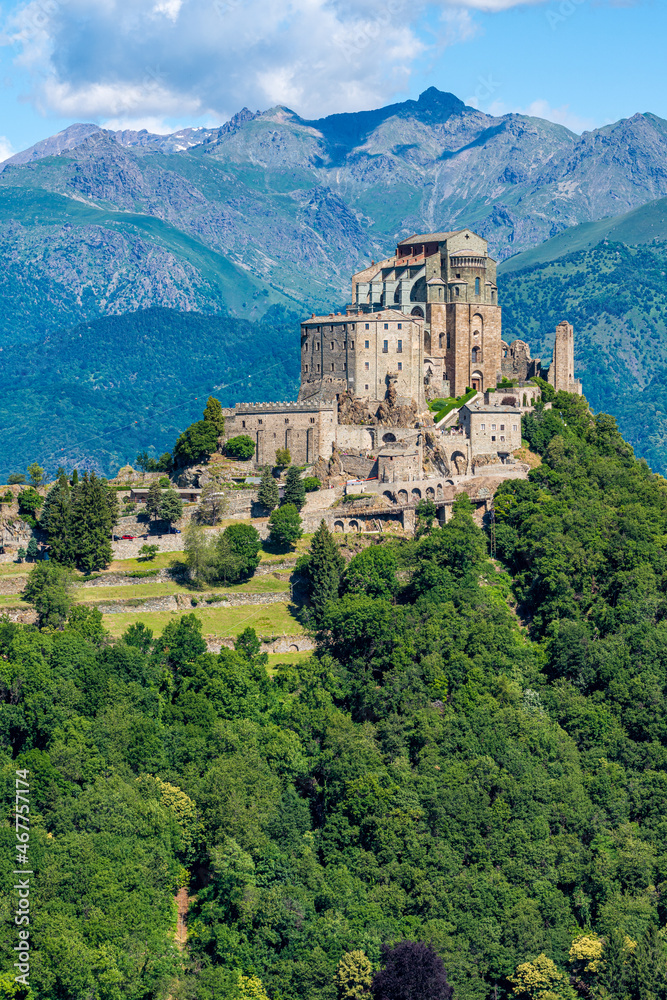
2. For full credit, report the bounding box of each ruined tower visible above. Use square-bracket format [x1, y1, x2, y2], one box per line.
[547, 321, 582, 395]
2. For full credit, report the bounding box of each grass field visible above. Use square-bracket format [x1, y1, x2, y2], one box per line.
[0, 595, 30, 608]
[102, 601, 303, 639]
[265, 650, 312, 669]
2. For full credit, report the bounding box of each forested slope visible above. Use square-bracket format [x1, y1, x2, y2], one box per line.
[3, 390, 667, 999]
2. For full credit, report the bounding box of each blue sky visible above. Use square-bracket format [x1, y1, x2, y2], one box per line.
[0, 0, 663, 159]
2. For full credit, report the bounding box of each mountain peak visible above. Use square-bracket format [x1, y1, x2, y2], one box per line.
[417, 88, 466, 114]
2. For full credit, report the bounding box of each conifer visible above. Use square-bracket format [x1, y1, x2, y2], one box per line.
[203, 395, 226, 436]
[258, 465, 279, 512]
[41, 471, 75, 566]
[308, 519, 344, 616]
[282, 466, 306, 510]
[70, 471, 113, 573]
[146, 480, 162, 520]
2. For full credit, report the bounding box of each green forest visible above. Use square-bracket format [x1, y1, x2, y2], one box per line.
[3, 387, 667, 1000]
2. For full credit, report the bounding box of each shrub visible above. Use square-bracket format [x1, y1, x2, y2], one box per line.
[268, 503, 303, 549]
[303, 476, 321, 492]
[226, 435, 256, 460]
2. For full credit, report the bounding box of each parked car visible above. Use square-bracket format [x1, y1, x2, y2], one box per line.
[121, 534, 135, 540]
[170, 528, 181, 534]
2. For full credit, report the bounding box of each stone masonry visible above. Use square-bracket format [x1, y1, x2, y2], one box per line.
[547, 321, 583, 395]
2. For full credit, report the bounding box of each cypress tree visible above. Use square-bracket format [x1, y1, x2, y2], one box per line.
[203, 395, 226, 436]
[308, 519, 345, 616]
[282, 466, 306, 510]
[41, 471, 75, 566]
[70, 471, 113, 573]
[146, 480, 162, 520]
[258, 465, 279, 513]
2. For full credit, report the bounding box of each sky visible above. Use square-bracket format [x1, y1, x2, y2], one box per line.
[0, 0, 663, 160]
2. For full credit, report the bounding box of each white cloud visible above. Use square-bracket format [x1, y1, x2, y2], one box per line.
[0, 136, 15, 161]
[485, 97, 596, 133]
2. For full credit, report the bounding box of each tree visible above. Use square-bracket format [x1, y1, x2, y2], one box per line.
[235, 627, 261, 659]
[139, 544, 159, 561]
[159, 488, 184, 527]
[630, 924, 667, 1000]
[510, 953, 574, 1000]
[71, 468, 79, 486]
[303, 476, 321, 492]
[66, 604, 107, 642]
[41, 471, 75, 566]
[336, 950, 373, 1000]
[305, 520, 344, 617]
[174, 420, 219, 465]
[26, 538, 38, 562]
[22, 563, 74, 628]
[275, 447, 291, 467]
[203, 396, 226, 436]
[415, 498, 437, 537]
[215, 523, 261, 583]
[344, 544, 398, 599]
[197, 481, 228, 525]
[7, 473, 26, 485]
[70, 471, 115, 573]
[268, 503, 302, 549]
[184, 523, 216, 585]
[283, 466, 306, 510]
[28, 462, 44, 488]
[146, 481, 162, 520]
[17, 487, 44, 519]
[16, 547, 26, 563]
[258, 465, 279, 513]
[226, 435, 256, 460]
[372, 941, 453, 1000]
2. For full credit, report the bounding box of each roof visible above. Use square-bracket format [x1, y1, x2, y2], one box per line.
[464, 404, 522, 414]
[427, 276, 445, 285]
[397, 230, 462, 246]
[303, 309, 422, 324]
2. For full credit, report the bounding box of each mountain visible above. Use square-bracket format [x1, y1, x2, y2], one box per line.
[3, 88, 667, 334]
[0, 306, 300, 478]
[498, 198, 667, 474]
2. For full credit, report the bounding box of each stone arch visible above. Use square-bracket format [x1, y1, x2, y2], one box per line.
[472, 313, 484, 335]
[436, 483, 443, 498]
[445, 478, 455, 486]
[383, 490, 395, 503]
[426, 487, 435, 499]
[451, 451, 467, 475]
[397, 489, 408, 504]
[334, 519, 344, 532]
[471, 370, 484, 391]
[438, 332, 445, 348]
[410, 277, 426, 302]
[411, 306, 424, 318]
[382, 432, 396, 443]
[472, 346, 481, 364]
[289, 644, 299, 652]
[411, 488, 422, 499]
[349, 519, 360, 532]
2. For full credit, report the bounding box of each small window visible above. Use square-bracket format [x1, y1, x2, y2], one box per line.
[365, 323, 369, 330]
[500, 424, 505, 431]
[330, 342, 334, 350]
[397, 362, 403, 371]
[491, 435, 496, 442]
[364, 384, 369, 390]
[331, 363, 335, 371]
[383, 340, 388, 353]
[364, 362, 369, 370]
[343, 362, 347, 370]
[456, 272, 461, 279]
[351, 341, 355, 349]
[304, 364, 308, 373]
[513, 424, 518, 431]
[397, 339, 403, 353]
[350, 324, 355, 330]
[315, 341, 319, 349]
[364, 340, 369, 349]
[481, 423, 486, 430]
[455, 286, 460, 297]
[316, 364, 320, 373]
[384, 323, 388, 330]
[343, 341, 346, 348]
[285, 418, 289, 424]
[491, 424, 497, 430]
[475, 277, 480, 295]
[316, 326, 320, 333]
[500, 436, 505, 442]
[258, 419, 262, 425]
[310, 417, 315, 424]
[397, 323, 402, 330]
[242, 420, 246, 428]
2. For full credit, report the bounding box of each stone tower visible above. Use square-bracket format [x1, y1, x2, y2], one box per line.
[349, 228, 502, 398]
[547, 321, 582, 395]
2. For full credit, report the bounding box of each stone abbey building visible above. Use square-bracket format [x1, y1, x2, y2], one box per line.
[221, 228, 581, 472]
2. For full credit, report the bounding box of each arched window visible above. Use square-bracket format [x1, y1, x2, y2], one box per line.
[475, 277, 481, 295]
[472, 346, 481, 363]
[446, 332, 451, 349]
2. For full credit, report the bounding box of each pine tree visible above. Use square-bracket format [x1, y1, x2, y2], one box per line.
[630, 924, 667, 1000]
[282, 466, 306, 510]
[70, 471, 113, 573]
[258, 465, 279, 513]
[41, 471, 75, 566]
[203, 395, 226, 436]
[308, 520, 344, 617]
[146, 480, 162, 520]
[159, 488, 184, 527]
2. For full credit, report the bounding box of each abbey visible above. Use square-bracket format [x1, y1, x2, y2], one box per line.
[221, 228, 581, 474]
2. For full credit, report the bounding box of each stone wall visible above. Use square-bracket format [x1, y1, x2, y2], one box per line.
[92, 591, 291, 615]
[222, 400, 338, 468]
[207, 635, 314, 654]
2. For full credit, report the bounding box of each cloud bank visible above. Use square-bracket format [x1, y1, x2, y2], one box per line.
[1, 0, 614, 129]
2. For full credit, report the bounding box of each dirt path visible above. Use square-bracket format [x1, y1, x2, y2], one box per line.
[174, 888, 190, 950]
